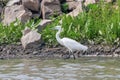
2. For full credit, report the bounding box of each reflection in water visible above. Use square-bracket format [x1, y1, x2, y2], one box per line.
[0, 57, 120, 80]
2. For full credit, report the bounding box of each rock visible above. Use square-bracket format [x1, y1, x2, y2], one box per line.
[21, 27, 31, 36]
[22, 0, 40, 11]
[2, 5, 32, 25]
[67, 1, 83, 17]
[0, 6, 2, 21]
[104, 46, 111, 52]
[104, 0, 112, 3]
[66, 1, 79, 11]
[41, 0, 62, 19]
[39, 19, 52, 26]
[0, 6, 2, 14]
[95, 0, 100, 3]
[38, 19, 52, 31]
[21, 27, 41, 49]
[114, 47, 120, 54]
[84, 0, 96, 6]
[6, 0, 21, 6]
[32, 13, 40, 19]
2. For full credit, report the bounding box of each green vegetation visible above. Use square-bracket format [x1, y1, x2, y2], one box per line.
[0, 19, 40, 44]
[0, 1, 120, 46]
[42, 1, 120, 45]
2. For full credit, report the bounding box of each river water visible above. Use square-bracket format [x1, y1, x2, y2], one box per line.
[0, 57, 120, 80]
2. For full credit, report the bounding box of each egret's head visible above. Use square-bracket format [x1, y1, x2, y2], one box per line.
[54, 26, 62, 30]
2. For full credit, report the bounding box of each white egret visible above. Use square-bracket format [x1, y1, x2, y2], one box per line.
[54, 26, 88, 59]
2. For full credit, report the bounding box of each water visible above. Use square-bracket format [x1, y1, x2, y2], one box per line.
[0, 57, 120, 80]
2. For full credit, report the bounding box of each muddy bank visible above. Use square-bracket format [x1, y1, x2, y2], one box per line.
[0, 44, 120, 59]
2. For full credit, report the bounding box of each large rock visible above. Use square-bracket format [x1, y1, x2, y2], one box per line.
[84, 0, 96, 6]
[41, 0, 62, 19]
[6, 0, 21, 6]
[22, 0, 40, 11]
[68, 1, 83, 17]
[66, 0, 81, 11]
[0, 6, 2, 14]
[38, 19, 52, 31]
[21, 27, 41, 49]
[2, 5, 32, 25]
[104, 0, 112, 3]
[0, 6, 2, 21]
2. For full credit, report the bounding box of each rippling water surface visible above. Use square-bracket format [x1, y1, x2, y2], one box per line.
[0, 57, 120, 80]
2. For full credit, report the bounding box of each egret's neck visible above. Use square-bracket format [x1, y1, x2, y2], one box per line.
[56, 28, 63, 45]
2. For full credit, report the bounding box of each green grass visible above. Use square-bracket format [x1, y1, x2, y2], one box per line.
[42, 1, 120, 45]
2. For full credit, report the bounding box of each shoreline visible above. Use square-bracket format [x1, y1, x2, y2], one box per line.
[0, 44, 119, 59]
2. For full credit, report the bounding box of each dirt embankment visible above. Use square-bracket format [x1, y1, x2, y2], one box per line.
[0, 43, 120, 59]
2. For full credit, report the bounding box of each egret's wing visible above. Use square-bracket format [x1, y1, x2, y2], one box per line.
[61, 37, 88, 51]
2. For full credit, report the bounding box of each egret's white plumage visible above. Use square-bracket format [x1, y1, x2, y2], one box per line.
[54, 26, 88, 59]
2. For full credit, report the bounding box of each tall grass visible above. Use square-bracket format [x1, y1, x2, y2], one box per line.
[42, 1, 120, 45]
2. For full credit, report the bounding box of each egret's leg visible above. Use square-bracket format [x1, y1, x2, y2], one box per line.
[72, 52, 76, 59]
[76, 51, 80, 58]
[68, 49, 76, 59]
[68, 50, 71, 58]
[70, 51, 75, 59]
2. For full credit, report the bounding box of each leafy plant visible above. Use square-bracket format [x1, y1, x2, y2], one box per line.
[0, 19, 41, 44]
[42, 1, 120, 45]
[0, 1, 120, 46]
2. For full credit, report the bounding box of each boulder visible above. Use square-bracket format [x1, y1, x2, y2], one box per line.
[21, 27, 41, 49]
[21, 27, 31, 36]
[38, 19, 52, 31]
[41, 0, 62, 19]
[0, 6, 2, 21]
[95, 0, 100, 3]
[22, 0, 40, 11]
[32, 13, 40, 19]
[66, 1, 80, 11]
[84, 0, 96, 6]
[39, 19, 52, 27]
[114, 47, 120, 55]
[2, 5, 32, 25]
[104, 0, 112, 3]
[0, 6, 2, 14]
[67, 1, 83, 17]
[6, 0, 21, 6]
